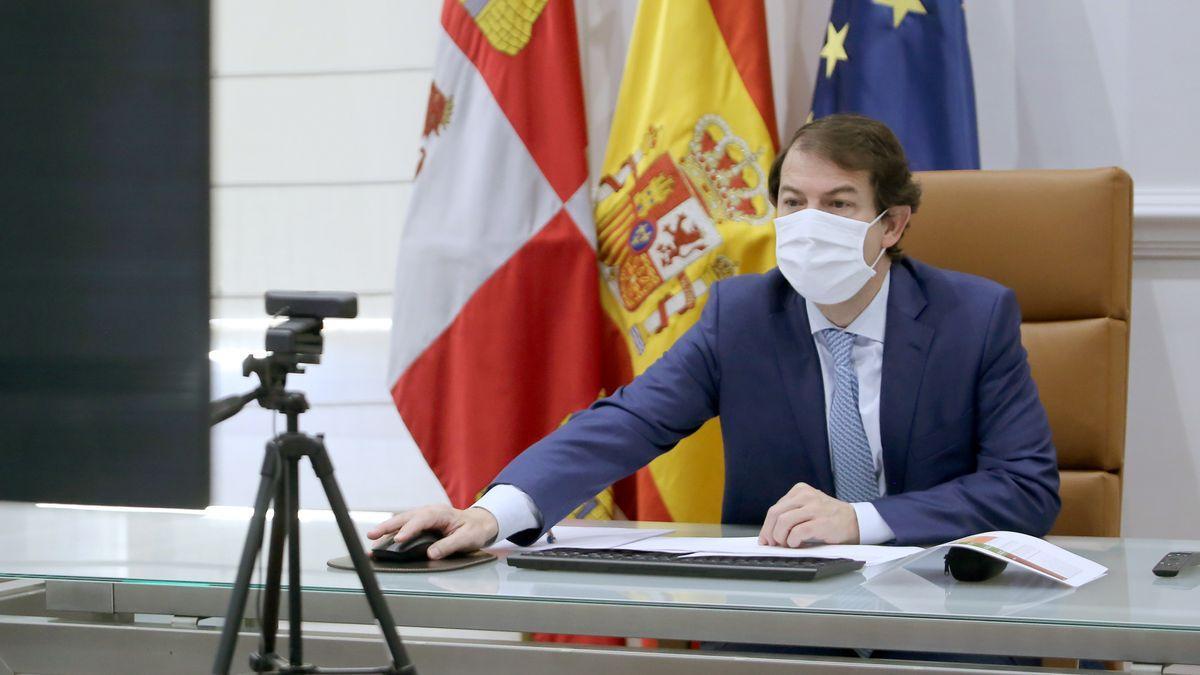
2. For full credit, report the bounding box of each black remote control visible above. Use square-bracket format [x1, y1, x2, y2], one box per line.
[1152, 551, 1200, 577]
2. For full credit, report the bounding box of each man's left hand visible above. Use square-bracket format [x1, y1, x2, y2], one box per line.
[758, 482, 861, 547]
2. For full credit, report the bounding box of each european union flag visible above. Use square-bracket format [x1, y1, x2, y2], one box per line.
[810, 0, 979, 170]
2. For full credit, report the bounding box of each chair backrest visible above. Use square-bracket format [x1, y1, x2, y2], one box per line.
[903, 168, 1133, 537]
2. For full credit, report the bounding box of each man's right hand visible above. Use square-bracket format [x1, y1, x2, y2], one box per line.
[366, 504, 499, 560]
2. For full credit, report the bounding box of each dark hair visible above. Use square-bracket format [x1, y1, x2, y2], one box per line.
[768, 114, 921, 260]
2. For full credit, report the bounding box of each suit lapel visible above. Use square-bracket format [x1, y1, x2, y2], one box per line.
[880, 261, 934, 495]
[769, 281, 835, 496]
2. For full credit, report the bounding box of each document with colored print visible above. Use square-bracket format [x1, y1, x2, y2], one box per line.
[916, 531, 1107, 587]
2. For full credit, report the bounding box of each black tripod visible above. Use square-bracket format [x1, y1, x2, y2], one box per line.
[209, 292, 415, 674]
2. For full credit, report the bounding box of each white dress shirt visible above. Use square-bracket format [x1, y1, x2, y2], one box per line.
[475, 273, 898, 545]
[804, 272, 896, 545]
[473, 483, 540, 543]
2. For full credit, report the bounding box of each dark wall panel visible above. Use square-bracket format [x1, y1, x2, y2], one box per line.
[0, 1, 211, 507]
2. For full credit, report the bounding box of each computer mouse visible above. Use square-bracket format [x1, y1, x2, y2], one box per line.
[371, 530, 442, 563]
[944, 547, 1008, 582]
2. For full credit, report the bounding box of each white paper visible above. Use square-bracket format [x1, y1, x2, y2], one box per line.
[912, 531, 1107, 588]
[485, 525, 674, 552]
[863, 561, 1077, 615]
[614, 536, 922, 567]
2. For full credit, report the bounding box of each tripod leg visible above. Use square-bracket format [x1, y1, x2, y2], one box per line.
[310, 441, 415, 674]
[286, 454, 304, 666]
[212, 448, 280, 675]
[256, 444, 289, 664]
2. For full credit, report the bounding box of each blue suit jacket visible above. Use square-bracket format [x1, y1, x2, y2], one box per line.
[494, 258, 1061, 546]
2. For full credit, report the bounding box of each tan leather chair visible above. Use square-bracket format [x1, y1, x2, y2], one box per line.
[904, 168, 1132, 537]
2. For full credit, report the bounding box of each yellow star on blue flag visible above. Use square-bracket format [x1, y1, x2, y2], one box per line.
[874, 0, 927, 28]
[811, 0, 979, 170]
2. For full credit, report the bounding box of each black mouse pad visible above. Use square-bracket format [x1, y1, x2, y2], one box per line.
[327, 550, 496, 573]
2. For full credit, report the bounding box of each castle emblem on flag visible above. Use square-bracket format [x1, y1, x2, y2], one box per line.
[461, 0, 549, 56]
[595, 115, 770, 338]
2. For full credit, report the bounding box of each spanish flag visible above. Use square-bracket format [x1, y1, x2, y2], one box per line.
[594, 0, 779, 524]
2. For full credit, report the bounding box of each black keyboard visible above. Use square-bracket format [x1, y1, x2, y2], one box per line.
[506, 547, 864, 581]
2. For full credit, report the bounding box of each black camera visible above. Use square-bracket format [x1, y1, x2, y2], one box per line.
[209, 291, 359, 427]
[262, 291, 357, 361]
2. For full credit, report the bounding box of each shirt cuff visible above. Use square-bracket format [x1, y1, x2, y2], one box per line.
[851, 502, 897, 545]
[470, 484, 543, 544]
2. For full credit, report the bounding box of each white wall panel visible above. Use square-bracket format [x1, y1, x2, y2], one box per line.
[214, 0, 440, 75]
[210, 322, 445, 510]
[210, 402, 447, 510]
[214, 72, 430, 185]
[213, 183, 411, 297]
[1006, 1, 1128, 171]
[963, 1, 1018, 169]
[1123, 260, 1200, 538]
[1128, 1, 1200, 187]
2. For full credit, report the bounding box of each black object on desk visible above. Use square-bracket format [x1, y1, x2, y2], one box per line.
[507, 548, 864, 581]
[331, 530, 497, 573]
[372, 531, 441, 563]
[944, 547, 1008, 582]
[328, 551, 495, 574]
[1152, 551, 1200, 577]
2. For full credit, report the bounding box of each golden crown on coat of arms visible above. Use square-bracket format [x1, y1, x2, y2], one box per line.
[679, 114, 772, 227]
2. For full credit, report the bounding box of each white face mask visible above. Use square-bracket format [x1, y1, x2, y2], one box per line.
[774, 208, 888, 305]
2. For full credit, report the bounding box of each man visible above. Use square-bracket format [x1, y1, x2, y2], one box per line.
[369, 114, 1061, 561]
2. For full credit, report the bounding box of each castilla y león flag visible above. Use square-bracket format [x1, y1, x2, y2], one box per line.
[593, 0, 779, 523]
[388, 0, 621, 508]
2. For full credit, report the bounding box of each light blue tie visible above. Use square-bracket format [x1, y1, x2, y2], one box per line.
[819, 328, 879, 503]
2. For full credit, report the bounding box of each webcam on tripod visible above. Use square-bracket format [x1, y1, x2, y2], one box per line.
[209, 290, 358, 426]
[263, 290, 358, 365]
[209, 290, 415, 674]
